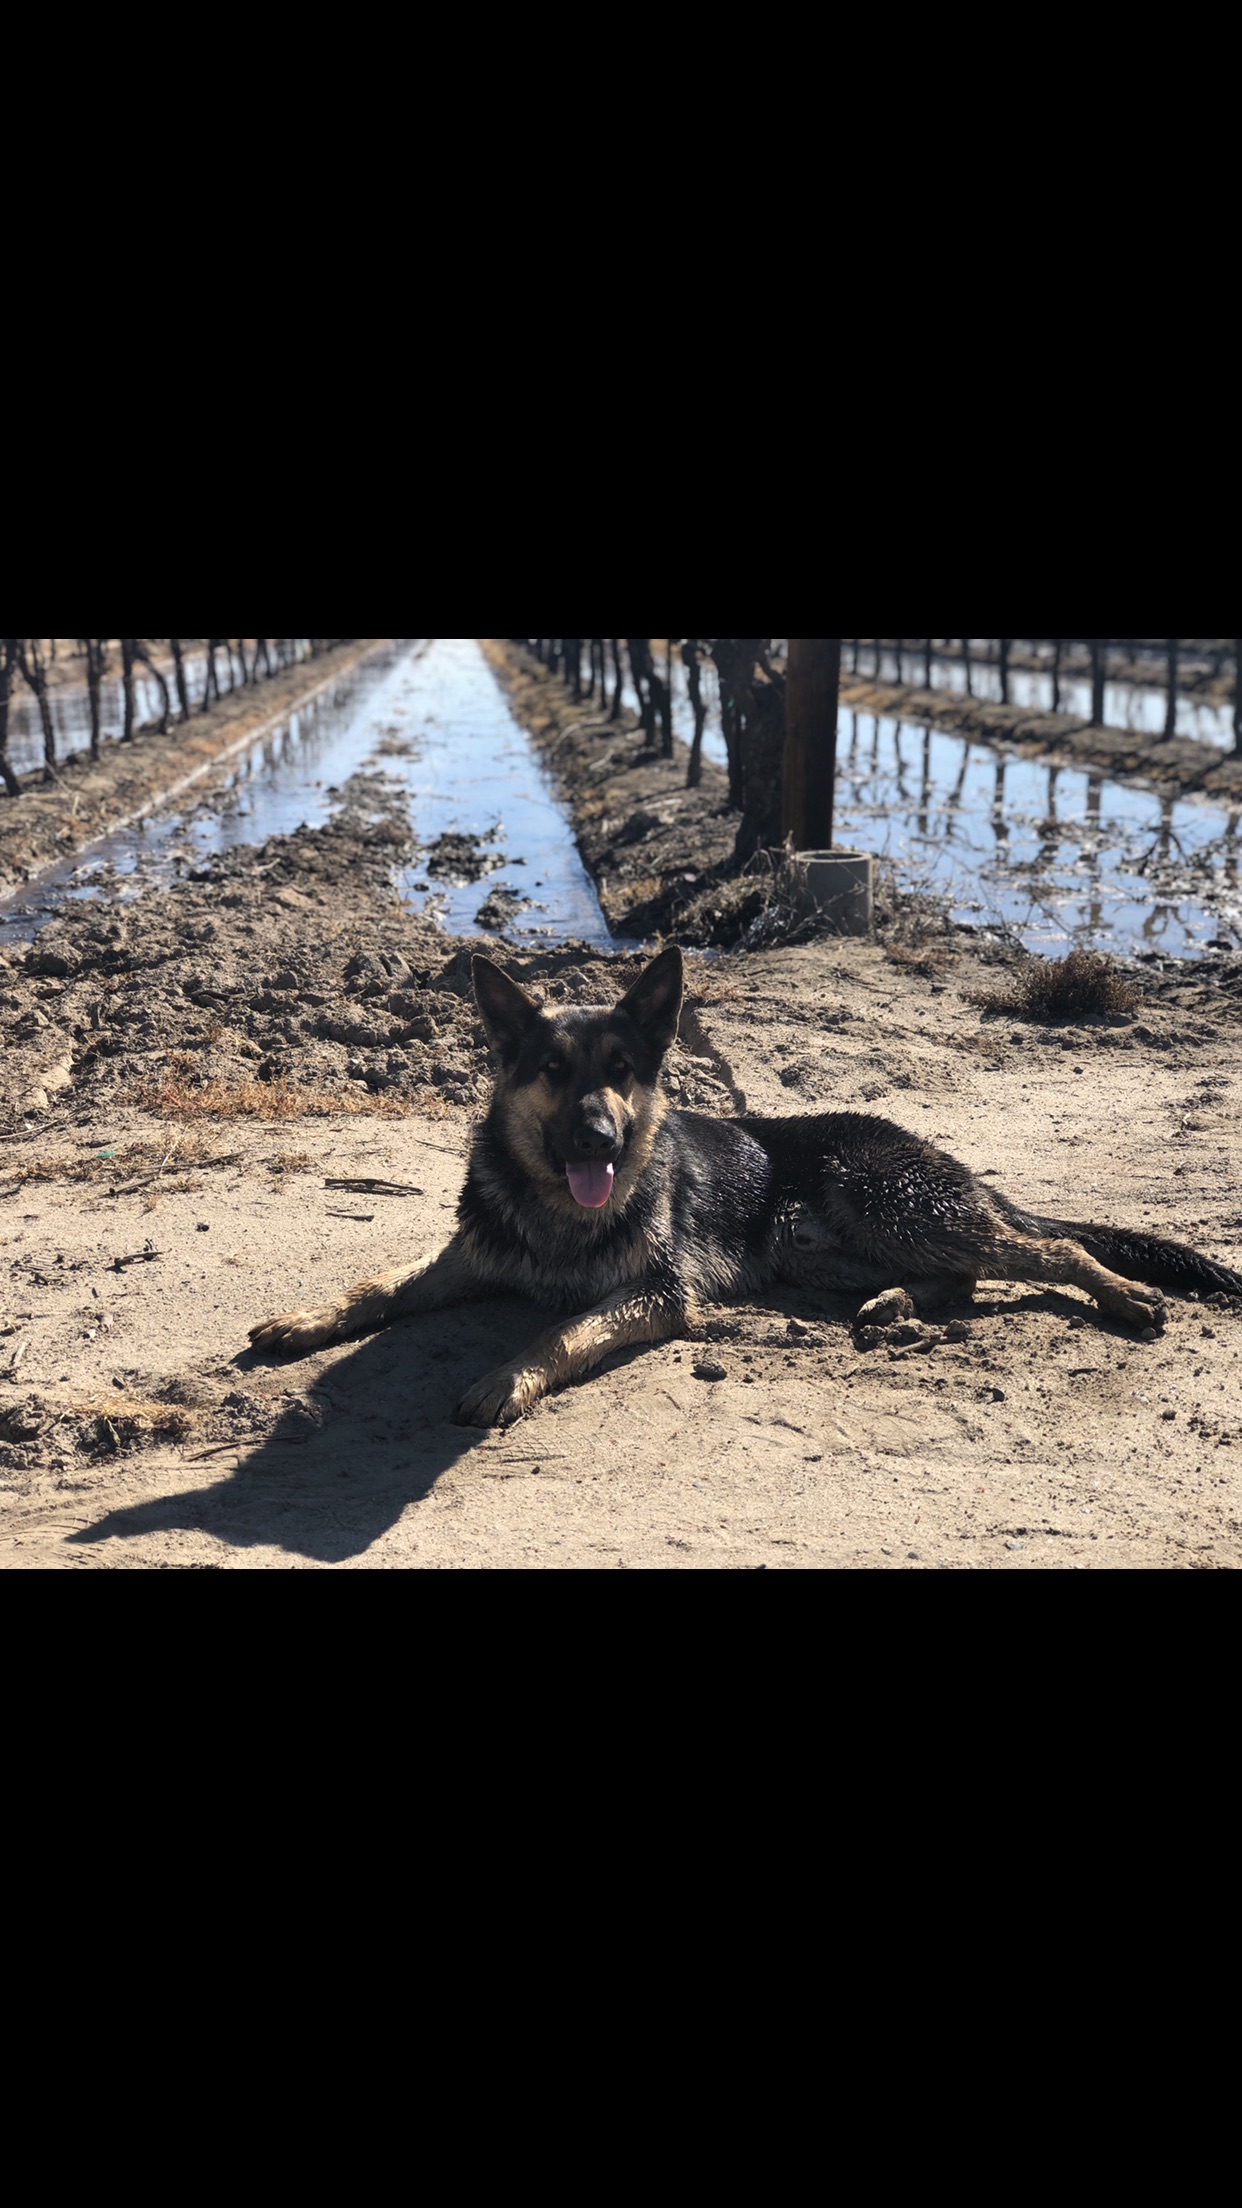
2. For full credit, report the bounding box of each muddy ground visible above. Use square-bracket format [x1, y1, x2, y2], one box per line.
[2, 643, 1241, 1569]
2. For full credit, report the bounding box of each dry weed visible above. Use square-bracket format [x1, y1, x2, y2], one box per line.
[75, 1396, 198, 1451]
[1, 1128, 219, 1195]
[137, 1075, 415, 1121]
[602, 873, 663, 911]
[968, 949, 1140, 1023]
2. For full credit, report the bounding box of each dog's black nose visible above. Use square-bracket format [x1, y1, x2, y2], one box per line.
[573, 1119, 619, 1159]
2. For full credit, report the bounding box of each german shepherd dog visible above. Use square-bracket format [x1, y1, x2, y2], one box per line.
[250, 946, 1242, 1425]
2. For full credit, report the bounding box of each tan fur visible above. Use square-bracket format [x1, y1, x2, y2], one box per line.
[854, 1221, 1166, 1330]
[983, 1223, 1165, 1327]
[456, 1283, 686, 1429]
[248, 1240, 480, 1356]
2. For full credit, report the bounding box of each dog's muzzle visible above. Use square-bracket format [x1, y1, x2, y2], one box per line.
[563, 1114, 622, 1209]
[572, 1116, 622, 1162]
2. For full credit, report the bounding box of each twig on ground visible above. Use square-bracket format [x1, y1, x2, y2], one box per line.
[323, 1177, 425, 1197]
[108, 1152, 243, 1197]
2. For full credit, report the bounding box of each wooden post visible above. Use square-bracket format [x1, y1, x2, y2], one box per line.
[1163, 640, 1179, 738]
[121, 639, 137, 739]
[0, 638, 20, 796]
[783, 638, 841, 849]
[1090, 640, 1106, 726]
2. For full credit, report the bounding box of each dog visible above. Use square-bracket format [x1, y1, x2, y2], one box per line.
[249, 945, 1242, 1425]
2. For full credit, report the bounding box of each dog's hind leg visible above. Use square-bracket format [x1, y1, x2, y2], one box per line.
[988, 1228, 1166, 1330]
[250, 1237, 481, 1358]
[455, 1284, 685, 1428]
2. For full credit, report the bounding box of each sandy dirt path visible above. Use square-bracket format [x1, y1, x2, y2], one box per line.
[3, 928, 1239, 1569]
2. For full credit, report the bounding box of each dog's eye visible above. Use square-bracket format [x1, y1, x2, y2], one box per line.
[542, 1058, 566, 1081]
[611, 1059, 632, 1081]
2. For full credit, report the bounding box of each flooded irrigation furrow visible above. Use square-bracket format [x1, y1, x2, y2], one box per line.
[3, 640, 1241, 962]
[0, 640, 616, 955]
[834, 712, 1241, 957]
[858, 646, 1238, 751]
[626, 654, 1242, 958]
[2, 642, 320, 779]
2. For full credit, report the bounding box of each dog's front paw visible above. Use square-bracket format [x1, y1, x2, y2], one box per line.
[454, 1363, 542, 1428]
[249, 1307, 342, 1357]
[1099, 1282, 1167, 1332]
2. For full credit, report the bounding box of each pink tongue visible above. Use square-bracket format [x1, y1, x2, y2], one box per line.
[566, 1160, 615, 1208]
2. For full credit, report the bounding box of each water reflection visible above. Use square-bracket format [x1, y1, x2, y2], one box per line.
[6, 646, 1240, 962]
[835, 712, 1240, 954]
[867, 646, 1236, 750]
[634, 649, 1239, 954]
[3, 642, 316, 778]
[1, 642, 617, 953]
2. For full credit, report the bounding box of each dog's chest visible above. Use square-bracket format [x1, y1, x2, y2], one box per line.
[465, 1203, 648, 1310]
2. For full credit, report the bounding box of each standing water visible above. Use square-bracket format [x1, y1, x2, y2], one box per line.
[3, 642, 319, 778]
[0, 641, 616, 952]
[4, 641, 1241, 959]
[863, 645, 1239, 751]
[617, 652, 1242, 956]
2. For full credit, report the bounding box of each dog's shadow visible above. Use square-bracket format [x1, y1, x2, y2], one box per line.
[65, 1282, 1164, 1564]
[67, 1296, 554, 1566]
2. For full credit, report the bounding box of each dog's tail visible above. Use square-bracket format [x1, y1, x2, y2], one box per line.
[993, 1192, 1242, 1297]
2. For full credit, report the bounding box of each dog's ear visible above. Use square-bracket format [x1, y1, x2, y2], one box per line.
[473, 956, 541, 1065]
[614, 944, 683, 1056]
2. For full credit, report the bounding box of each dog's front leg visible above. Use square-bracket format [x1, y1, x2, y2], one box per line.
[454, 1284, 685, 1429]
[250, 1236, 482, 1358]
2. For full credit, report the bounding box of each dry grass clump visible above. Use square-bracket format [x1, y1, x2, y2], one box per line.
[1, 1129, 220, 1194]
[4, 1139, 157, 1189]
[136, 1075, 415, 1122]
[969, 948, 1140, 1023]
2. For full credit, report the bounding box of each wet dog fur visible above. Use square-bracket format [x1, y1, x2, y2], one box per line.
[250, 945, 1242, 1425]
